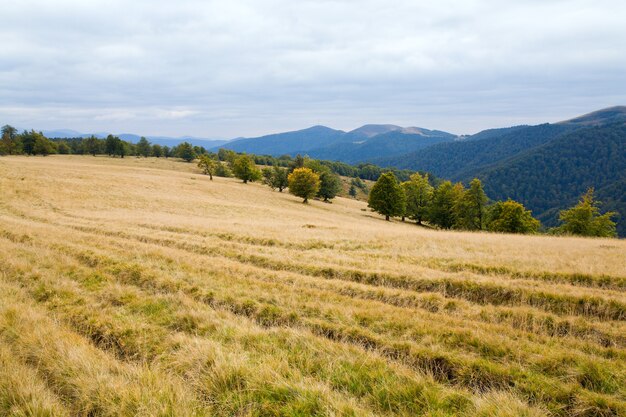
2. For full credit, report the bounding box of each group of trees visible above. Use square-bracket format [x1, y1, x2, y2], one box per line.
[367, 172, 617, 236]
[1, 126, 57, 156]
[197, 151, 342, 204]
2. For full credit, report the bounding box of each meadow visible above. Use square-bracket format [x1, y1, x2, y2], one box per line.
[0, 155, 625, 417]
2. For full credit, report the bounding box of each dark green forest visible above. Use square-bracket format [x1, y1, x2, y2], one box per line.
[476, 123, 626, 236]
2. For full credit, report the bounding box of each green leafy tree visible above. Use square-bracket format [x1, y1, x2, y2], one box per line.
[105, 135, 119, 156]
[317, 170, 341, 202]
[217, 148, 237, 165]
[57, 141, 71, 154]
[289, 154, 306, 172]
[117, 140, 128, 158]
[176, 142, 196, 162]
[1, 125, 21, 155]
[197, 154, 217, 180]
[429, 181, 458, 229]
[349, 185, 357, 198]
[263, 166, 289, 192]
[556, 188, 617, 237]
[21, 130, 38, 155]
[152, 144, 163, 158]
[351, 177, 367, 191]
[136, 137, 151, 157]
[288, 167, 320, 203]
[368, 172, 406, 221]
[487, 200, 541, 234]
[402, 173, 434, 225]
[232, 154, 262, 183]
[305, 160, 341, 202]
[84, 136, 101, 156]
[33, 134, 56, 156]
[163, 146, 171, 158]
[456, 178, 488, 230]
[215, 162, 233, 177]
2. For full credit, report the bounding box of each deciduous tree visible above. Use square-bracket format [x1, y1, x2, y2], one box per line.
[368, 172, 405, 221]
[0, 125, 20, 155]
[83, 136, 100, 156]
[263, 166, 289, 192]
[33, 134, 56, 156]
[402, 173, 433, 225]
[136, 137, 151, 157]
[232, 154, 262, 183]
[429, 181, 458, 229]
[176, 142, 196, 162]
[556, 188, 617, 237]
[197, 154, 217, 180]
[487, 200, 541, 234]
[288, 167, 320, 203]
[152, 144, 163, 158]
[456, 178, 488, 230]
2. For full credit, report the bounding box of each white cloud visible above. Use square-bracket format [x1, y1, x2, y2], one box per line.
[1, 0, 625, 136]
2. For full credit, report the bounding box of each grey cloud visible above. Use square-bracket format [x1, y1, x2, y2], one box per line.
[1, 0, 625, 137]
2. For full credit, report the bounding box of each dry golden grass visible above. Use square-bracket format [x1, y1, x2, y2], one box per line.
[0, 155, 625, 416]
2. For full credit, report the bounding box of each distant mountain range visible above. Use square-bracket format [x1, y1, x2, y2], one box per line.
[38, 129, 229, 148]
[212, 124, 458, 163]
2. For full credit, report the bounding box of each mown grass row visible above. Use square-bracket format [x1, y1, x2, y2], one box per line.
[5, 225, 623, 417]
[33, 219, 626, 322]
[135, 221, 626, 290]
[2, 214, 620, 370]
[4, 198, 623, 292]
[1, 242, 495, 417]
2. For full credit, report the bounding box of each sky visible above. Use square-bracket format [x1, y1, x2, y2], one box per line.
[1, 0, 625, 138]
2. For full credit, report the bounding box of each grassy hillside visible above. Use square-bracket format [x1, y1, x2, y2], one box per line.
[1, 155, 625, 416]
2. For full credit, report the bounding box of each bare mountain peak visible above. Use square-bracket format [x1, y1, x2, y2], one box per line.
[349, 124, 404, 138]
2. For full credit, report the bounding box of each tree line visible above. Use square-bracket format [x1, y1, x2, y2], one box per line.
[367, 172, 618, 237]
[0, 125, 215, 160]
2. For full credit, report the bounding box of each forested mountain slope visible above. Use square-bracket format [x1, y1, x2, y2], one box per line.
[375, 124, 576, 180]
[305, 130, 455, 163]
[475, 123, 626, 235]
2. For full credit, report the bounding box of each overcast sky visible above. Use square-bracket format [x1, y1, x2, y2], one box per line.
[1, 0, 625, 138]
